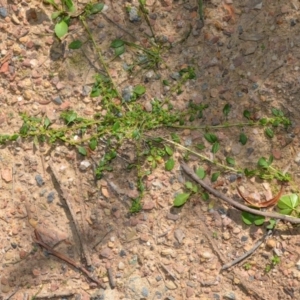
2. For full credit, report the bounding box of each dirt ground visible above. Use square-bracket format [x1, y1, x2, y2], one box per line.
[1, 0, 300, 299]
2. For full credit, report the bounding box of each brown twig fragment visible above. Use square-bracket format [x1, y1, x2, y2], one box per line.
[180, 161, 300, 224]
[34, 230, 106, 289]
[106, 267, 116, 289]
[48, 160, 92, 267]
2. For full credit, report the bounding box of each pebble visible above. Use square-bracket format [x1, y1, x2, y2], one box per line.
[200, 251, 214, 259]
[0, 7, 7, 18]
[223, 232, 231, 240]
[35, 174, 44, 187]
[118, 262, 125, 270]
[223, 291, 236, 300]
[165, 280, 177, 290]
[119, 249, 127, 257]
[122, 86, 134, 102]
[47, 191, 55, 203]
[174, 229, 185, 244]
[141, 287, 149, 297]
[129, 7, 141, 22]
[142, 201, 155, 210]
[170, 72, 180, 80]
[186, 286, 194, 298]
[79, 160, 91, 171]
[100, 248, 113, 259]
[53, 96, 62, 105]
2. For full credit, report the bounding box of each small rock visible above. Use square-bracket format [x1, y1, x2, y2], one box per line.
[210, 88, 218, 98]
[223, 291, 236, 300]
[35, 174, 44, 187]
[122, 86, 134, 102]
[100, 248, 113, 259]
[47, 191, 55, 203]
[53, 96, 62, 105]
[19, 250, 28, 259]
[165, 280, 177, 290]
[118, 262, 125, 270]
[174, 229, 185, 244]
[143, 201, 155, 210]
[166, 212, 179, 221]
[272, 148, 281, 160]
[223, 232, 231, 240]
[232, 227, 241, 234]
[79, 160, 91, 171]
[144, 101, 152, 112]
[266, 238, 276, 249]
[170, 72, 180, 80]
[200, 251, 214, 259]
[141, 287, 149, 297]
[186, 286, 194, 298]
[0, 7, 8, 18]
[119, 249, 127, 257]
[129, 7, 141, 22]
[2, 168, 12, 182]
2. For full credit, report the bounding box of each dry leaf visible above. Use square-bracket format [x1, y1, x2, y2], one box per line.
[237, 185, 284, 208]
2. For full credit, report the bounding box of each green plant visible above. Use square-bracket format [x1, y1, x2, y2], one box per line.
[243, 262, 252, 270]
[265, 255, 280, 273]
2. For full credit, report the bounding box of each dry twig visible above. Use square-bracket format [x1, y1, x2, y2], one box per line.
[181, 162, 300, 224]
[48, 160, 92, 267]
[34, 230, 105, 288]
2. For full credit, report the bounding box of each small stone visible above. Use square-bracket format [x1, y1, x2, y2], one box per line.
[35, 174, 44, 187]
[170, 72, 180, 80]
[118, 262, 125, 270]
[165, 280, 177, 290]
[223, 291, 236, 300]
[144, 101, 152, 112]
[223, 232, 231, 240]
[47, 191, 55, 203]
[200, 251, 213, 259]
[210, 88, 218, 98]
[186, 286, 194, 298]
[0, 7, 8, 18]
[100, 248, 113, 259]
[53, 96, 62, 105]
[141, 287, 149, 297]
[119, 249, 127, 257]
[266, 239, 276, 249]
[232, 227, 241, 234]
[2, 168, 12, 182]
[166, 212, 179, 221]
[19, 250, 28, 259]
[143, 201, 155, 210]
[129, 7, 141, 22]
[174, 229, 185, 244]
[272, 148, 281, 160]
[79, 160, 91, 171]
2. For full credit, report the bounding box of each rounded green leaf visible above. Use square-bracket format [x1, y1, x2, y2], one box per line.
[204, 133, 218, 144]
[226, 157, 235, 166]
[69, 40, 82, 49]
[277, 194, 299, 215]
[165, 158, 175, 171]
[165, 145, 173, 156]
[265, 127, 274, 138]
[211, 172, 220, 182]
[196, 167, 206, 179]
[55, 20, 68, 39]
[223, 103, 231, 116]
[239, 133, 247, 145]
[78, 146, 87, 156]
[89, 138, 97, 151]
[212, 142, 220, 154]
[173, 193, 190, 207]
[243, 110, 251, 119]
[90, 3, 104, 14]
[257, 157, 269, 169]
[114, 46, 125, 56]
[242, 211, 265, 226]
[133, 85, 146, 96]
[111, 39, 124, 48]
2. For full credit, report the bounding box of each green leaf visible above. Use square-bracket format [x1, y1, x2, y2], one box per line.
[266, 219, 276, 230]
[112, 121, 120, 132]
[63, 0, 75, 12]
[90, 3, 104, 14]
[212, 142, 220, 154]
[196, 143, 205, 150]
[111, 39, 124, 48]
[265, 127, 274, 138]
[78, 146, 87, 156]
[114, 46, 125, 56]
[69, 40, 82, 49]
[239, 133, 247, 145]
[277, 194, 299, 215]
[244, 168, 257, 177]
[165, 158, 175, 171]
[44, 117, 51, 129]
[165, 145, 173, 156]
[196, 167, 206, 179]
[226, 157, 235, 166]
[89, 138, 97, 151]
[268, 155, 273, 165]
[204, 133, 218, 144]
[133, 85, 146, 96]
[55, 20, 68, 39]
[257, 157, 269, 169]
[173, 193, 190, 207]
[241, 212, 265, 226]
[259, 118, 268, 125]
[211, 172, 220, 182]
[202, 192, 209, 201]
[51, 11, 63, 19]
[185, 181, 193, 190]
[243, 110, 251, 119]
[171, 133, 180, 143]
[223, 103, 231, 117]
[271, 108, 283, 117]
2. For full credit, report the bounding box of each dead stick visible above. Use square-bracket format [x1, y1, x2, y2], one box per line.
[34, 291, 75, 299]
[34, 230, 106, 289]
[106, 267, 116, 289]
[181, 162, 300, 224]
[48, 161, 92, 267]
